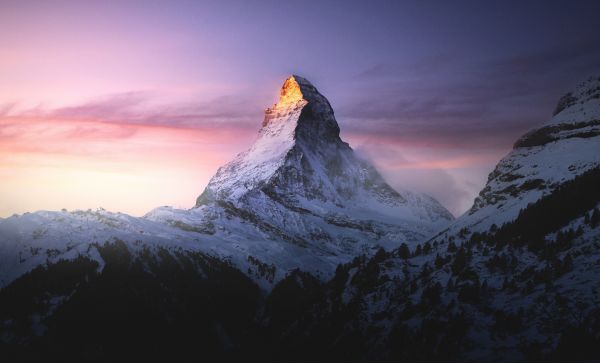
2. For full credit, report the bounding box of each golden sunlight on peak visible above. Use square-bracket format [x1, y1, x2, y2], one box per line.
[276, 76, 304, 106]
[262, 76, 308, 127]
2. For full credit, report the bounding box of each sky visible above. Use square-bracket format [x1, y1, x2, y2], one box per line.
[1, 0, 599, 217]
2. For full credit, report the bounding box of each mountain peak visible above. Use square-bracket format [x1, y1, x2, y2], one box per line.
[275, 75, 311, 107]
[261, 75, 340, 145]
[195, 75, 453, 233]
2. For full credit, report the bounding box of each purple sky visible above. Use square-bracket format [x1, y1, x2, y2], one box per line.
[1, 0, 599, 216]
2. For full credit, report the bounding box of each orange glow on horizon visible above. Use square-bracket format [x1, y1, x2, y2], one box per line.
[0, 115, 255, 217]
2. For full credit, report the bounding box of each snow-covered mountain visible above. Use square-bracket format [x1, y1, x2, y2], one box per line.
[0, 75, 452, 289]
[195, 75, 450, 228]
[153, 76, 452, 255]
[443, 76, 600, 236]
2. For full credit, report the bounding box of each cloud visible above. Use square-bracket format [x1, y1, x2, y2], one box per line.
[395, 168, 472, 218]
[0, 88, 268, 167]
[353, 142, 476, 216]
[38, 91, 265, 132]
[0, 117, 139, 157]
[62, 124, 139, 141]
[48, 92, 150, 120]
[0, 102, 17, 117]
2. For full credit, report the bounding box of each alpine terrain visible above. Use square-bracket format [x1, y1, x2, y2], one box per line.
[245, 76, 600, 362]
[0, 75, 452, 290]
[1, 75, 599, 362]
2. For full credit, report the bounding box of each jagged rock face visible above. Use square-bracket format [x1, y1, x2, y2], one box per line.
[448, 76, 600, 234]
[193, 75, 452, 255]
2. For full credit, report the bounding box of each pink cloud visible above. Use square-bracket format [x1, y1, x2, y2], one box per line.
[0, 112, 256, 217]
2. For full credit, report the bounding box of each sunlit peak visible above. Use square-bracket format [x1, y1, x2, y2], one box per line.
[276, 75, 305, 107]
[262, 76, 308, 127]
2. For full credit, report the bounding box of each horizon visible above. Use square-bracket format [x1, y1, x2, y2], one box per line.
[1, 0, 600, 218]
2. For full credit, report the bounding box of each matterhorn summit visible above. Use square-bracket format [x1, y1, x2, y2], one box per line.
[198, 75, 452, 220]
[191, 75, 453, 252]
[0, 75, 452, 288]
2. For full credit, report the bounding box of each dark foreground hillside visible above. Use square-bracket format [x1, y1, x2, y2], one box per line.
[2, 169, 600, 363]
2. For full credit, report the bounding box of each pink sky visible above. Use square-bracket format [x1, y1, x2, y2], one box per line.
[0, 115, 254, 216]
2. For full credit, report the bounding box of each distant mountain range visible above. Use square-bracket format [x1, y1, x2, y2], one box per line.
[1, 75, 599, 362]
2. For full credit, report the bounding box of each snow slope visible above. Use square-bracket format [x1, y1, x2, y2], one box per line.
[440, 76, 600, 236]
